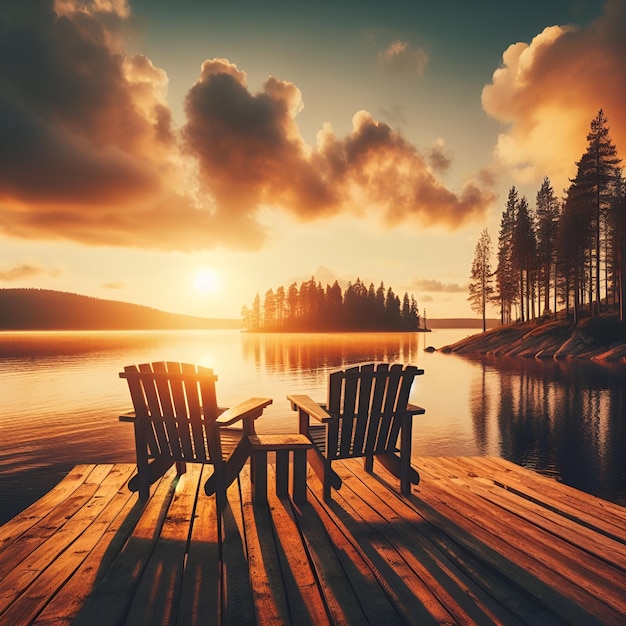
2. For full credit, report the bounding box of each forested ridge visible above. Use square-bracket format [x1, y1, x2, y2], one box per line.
[469, 109, 626, 331]
[242, 277, 424, 332]
[0, 289, 239, 330]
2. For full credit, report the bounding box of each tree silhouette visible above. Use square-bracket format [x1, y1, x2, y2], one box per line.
[535, 177, 561, 316]
[487, 109, 624, 324]
[575, 109, 621, 314]
[495, 187, 519, 323]
[468, 228, 493, 332]
[245, 277, 422, 331]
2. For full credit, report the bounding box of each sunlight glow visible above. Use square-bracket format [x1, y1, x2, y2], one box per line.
[193, 268, 221, 295]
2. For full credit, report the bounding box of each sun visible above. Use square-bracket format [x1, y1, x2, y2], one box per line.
[193, 268, 221, 295]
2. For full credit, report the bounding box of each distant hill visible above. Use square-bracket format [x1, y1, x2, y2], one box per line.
[0, 289, 241, 331]
[427, 318, 499, 329]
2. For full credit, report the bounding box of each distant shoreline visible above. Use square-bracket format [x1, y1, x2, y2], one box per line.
[0, 288, 492, 331]
[439, 316, 626, 362]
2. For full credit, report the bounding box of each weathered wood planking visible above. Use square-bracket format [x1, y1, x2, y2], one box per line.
[0, 457, 624, 625]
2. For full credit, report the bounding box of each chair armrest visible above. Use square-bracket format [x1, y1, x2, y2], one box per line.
[287, 394, 333, 423]
[216, 397, 273, 426]
[119, 411, 136, 422]
[406, 403, 426, 416]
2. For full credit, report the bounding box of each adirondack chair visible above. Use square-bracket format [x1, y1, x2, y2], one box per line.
[119, 361, 272, 504]
[288, 362, 424, 501]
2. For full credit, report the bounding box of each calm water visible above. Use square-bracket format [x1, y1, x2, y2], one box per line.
[1, 328, 625, 524]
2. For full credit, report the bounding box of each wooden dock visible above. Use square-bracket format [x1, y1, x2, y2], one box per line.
[1, 456, 625, 625]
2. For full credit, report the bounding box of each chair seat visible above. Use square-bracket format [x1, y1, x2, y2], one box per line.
[144, 427, 246, 462]
[308, 424, 400, 459]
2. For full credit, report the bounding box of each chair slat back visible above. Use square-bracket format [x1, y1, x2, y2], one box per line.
[327, 363, 420, 459]
[121, 361, 220, 464]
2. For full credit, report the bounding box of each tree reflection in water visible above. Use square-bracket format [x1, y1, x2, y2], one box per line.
[468, 355, 626, 505]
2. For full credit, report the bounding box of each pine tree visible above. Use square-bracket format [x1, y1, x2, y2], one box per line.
[557, 177, 591, 322]
[608, 169, 626, 320]
[495, 187, 518, 323]
[512, 196, 537, 321]
[468, 228, 494, 332]
[262, 288, 276, 329]
[535, 177, 560, 316]
[575, 109, 622, 314]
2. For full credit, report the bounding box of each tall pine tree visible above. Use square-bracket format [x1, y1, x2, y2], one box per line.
[535, 177, 560, 316]
[468, 228, 494, 332]
[575, 109, 621, 314]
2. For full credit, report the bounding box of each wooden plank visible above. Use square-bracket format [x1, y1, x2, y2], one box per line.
[422, 457, 626, 589]
[0, 465, 116, 600]
[298, 482, 376, 625]
[1, 459, 625, 626]
[124, 464, 203, 625]
[70, 466, 180, 626]
[411, 459, 619, 624]
[326, 460, 483, 625]
[240, 463, 292, 624]
[221, 466, 256, 625]
[33, 465, 145, 624]
[0, 465, 96, 550]
[346, 458, 565, 625]
[177, 465, 222, 626]
[264, 463, 329, 626]
[436, 457, 626, 571]
[0, 465, 135, 625]
[469, 456, 626, 536]
[249, 434, 312, 450]
[302, 493, 407, 625]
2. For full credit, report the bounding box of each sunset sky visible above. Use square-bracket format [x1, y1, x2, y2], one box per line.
[2, 0, 625, 321]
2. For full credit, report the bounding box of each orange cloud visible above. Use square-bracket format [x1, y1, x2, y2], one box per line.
[482, 0, 626, 192]
[0, 263, 51, 282]
[378, 41, 429, 77]
[426, 138, 453, 174]
[0, 0, 494, 253]
[183, 63, 494, 231]
[411, 278, 467, 293]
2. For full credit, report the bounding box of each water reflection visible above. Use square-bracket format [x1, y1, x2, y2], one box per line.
[241, 332, 422, 373]
[464, 355, 626, 504]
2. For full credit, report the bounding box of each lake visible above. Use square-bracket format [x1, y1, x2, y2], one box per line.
[1, 328, 625, 524]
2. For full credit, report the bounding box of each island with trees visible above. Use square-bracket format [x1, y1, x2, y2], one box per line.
[241, 277, 425, 332]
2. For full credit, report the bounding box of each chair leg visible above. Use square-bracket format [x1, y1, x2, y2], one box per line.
[323, 471, 332, 502]
[376, 453, 418, 495]
[364, 456, 374, 473]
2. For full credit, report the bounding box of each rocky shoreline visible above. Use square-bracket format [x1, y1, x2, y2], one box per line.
[439, 316, 626, 362]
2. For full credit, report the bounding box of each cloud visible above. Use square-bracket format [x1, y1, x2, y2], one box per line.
[412, 278, 467, 293]
[426, 138, 453, 174]
[482, 0, 626, 192]
[378, 41, 429, 77]
[0, 0, 494, 253]
[0, 263, 53, 281]
[312, 111, 494, 227]
[183, 62, 495, 230]
[102, 281, 125, 290]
